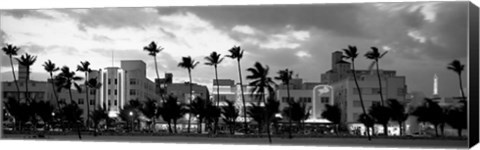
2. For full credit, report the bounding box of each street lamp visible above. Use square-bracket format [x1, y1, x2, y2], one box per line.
[129, 111, 133, 132]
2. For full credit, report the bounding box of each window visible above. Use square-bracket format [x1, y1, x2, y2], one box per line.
[115, 79, 117, 85]
[90, 100, 95, 105]
[353, 113, 360, 120]
[321, 97, 329, 103]
[282, 97, 288, 103]
[130, 78, 136, 85]
[114, 89, 117, 95]
[353, 100, 361, 107]
[108, 79, 111, 85]
[130, 89, 136, 95]
[7, 83, 12, 86]
[398, 88, 405, 96]
[114, 100, 117, 106]
[372, 88, 381, 95]
[307, 97, 312, 103]
[372, 101, 381, 106]
[32, 83, 36, 87]
[78, 99, 84, 105]
[108, 100, 111, 106]
[108, 89, 111, 95]
[89, 89, 95, 95]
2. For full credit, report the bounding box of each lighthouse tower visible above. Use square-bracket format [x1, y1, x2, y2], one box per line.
[433, 74, 438, 96]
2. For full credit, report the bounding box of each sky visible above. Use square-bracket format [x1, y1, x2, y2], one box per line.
[0, 1, 470, 98]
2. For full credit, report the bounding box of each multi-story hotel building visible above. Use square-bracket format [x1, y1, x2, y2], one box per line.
[321, 51, 407, 134]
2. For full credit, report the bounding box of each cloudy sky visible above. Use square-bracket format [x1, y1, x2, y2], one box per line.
[0, 1, 469, 97]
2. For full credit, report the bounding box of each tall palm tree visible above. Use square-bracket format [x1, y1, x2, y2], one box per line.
[341, 45, 370, 140]
[387, 99, 408, 136]
[247, 102, 265, 135]
[226, 46, 248, 134]
[55, 66, 83, 104]
[275, 68, 293, 138]
[43, 60, 61, 110]
[445, 104, 467, 137]
[2, 44, 21, 101]
[447, 60, 466, 101]
[177, 56, 199, 133]
[16, 53, 37, 104]
[204, 51, 224, 134]
[77, 61, 92, 128]
[321, 104, 341, 135]
[365, 47, 388, 106]
[411, 98, 444, 137]
[143, 41, 164, 91]
[282, 100, 310, 133]
[62, 102, 83, 139]
[246, 62, 276, 144]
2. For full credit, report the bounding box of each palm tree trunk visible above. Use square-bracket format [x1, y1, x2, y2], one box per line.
[85, 73, 90, 129]
[69, 88, 74, 104]
[264, 96, 272, 144]
[187, 69, 192, 133]
[9, 56, 21, 102]
[49, 73, 61, 110]
[237, 60, 248, 135]
[25, 66, 30, 104]
[167, 120, 172, 133]
[398, 121, 403, 136]
[352, 61, 371, 141]
[77, 121, 82, 140]
[375, 61, 385, 106]
[154, 56, 160, 81]
[287, 83, 292, 139]
[173, 119, 178, 133]
[383, 123, 388, 136]
[435, 125, 438, 137]
[458, 74, 466, 101]
[214, 65, 220, 135]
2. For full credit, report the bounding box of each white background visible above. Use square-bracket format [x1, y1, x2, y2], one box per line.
[0, 0, 479, 150]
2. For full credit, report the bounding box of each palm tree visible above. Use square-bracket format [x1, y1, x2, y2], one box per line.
[157, 95, 187, 134]
[445, 104, 467, 137]
[275, 68, 293, 138]
[55, 66, 83, 104]
[143, 41, 164, 83]
[246, 62, 276, 143]
[282, 100, 310, 133]
[2, 44, 21, 101]
[222, 100, 239, 135]
[16, 53, 37, 103]
[189, 96, 207, 133]
[204, 101, 221, 135]
[77, 61, 91, 128]
[365, 47, 388, 106]
[119, 105, 140, 132]
[321, 104, 341, 135]
[177, 56, 199, 133]
[341, 45, 371, 140]
[32, 101, 55, 131]
[247, 102, 265, 135]
[43, 60, 61, 110]
[447, 60, 466, 101]
[62, 102, 84, 139]
[90, 106, 108, 136]
[226, 46, 248, 134]
[358, 113, 375, 136]
[266, 95, 280, 135]
[204, 51, 224, 134]
[4, 97, 29, 131]
[141, 98, 157, 132]
[387, 99, 408, 136]
[411, 98, 444, 137]
[368, 103, 391, 136]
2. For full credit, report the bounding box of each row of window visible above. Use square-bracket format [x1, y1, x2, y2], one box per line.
[352, 100, 381, 108]
[353, 87, 405, 97]
[6, 82, 37, 87]
[281, 97, 313, 103]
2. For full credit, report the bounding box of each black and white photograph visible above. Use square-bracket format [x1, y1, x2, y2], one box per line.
[1, 0, 478, 149]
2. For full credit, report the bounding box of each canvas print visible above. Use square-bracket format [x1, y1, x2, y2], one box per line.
[0, 1, 478, 149]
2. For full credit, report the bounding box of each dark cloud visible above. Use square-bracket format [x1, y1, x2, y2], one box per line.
[1, 9, 55, 20]
[157, 4, 370, 38]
